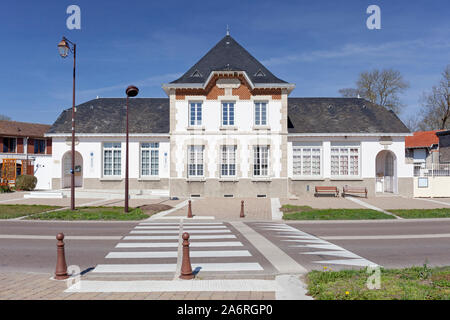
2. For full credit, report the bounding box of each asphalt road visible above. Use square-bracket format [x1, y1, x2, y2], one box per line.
[0, 219, 449, 274]
[285, 220, 450, 270]
[0, 221, 136, 273]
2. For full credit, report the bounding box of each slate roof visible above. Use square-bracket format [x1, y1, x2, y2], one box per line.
[170, 35, 287, 85]
[405, 130, 440, 148]
[0, 120, 51, 138]
[47, 98, 169, 134]
[287, 98, 410, 134]
[48, 97, 410, 135]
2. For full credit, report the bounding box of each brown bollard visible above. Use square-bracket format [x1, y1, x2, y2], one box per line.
[240, 200, 245, 218]
[54, 233, 69, 280]
[187, 200, 193, 218]
[179, 232, 194, 280]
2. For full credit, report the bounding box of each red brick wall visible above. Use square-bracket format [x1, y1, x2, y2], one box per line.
[175, 75, 282, 100]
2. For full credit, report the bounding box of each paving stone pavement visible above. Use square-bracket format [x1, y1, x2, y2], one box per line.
[0, 272, 276, 300]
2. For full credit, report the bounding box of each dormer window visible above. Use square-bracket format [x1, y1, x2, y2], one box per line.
[191, 70, 202, 78]
[254, 69, 266, 77]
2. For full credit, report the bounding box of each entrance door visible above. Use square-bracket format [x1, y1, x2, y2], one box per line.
[62, 151, 83, 188]
[384, 152, 394, 193]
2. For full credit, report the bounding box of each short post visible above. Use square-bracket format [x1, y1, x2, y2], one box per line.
[179, 232, 194, 280]
[55, 233, 69, 280]
[240, 200, 245, 218]
[187, 200, 193, 218]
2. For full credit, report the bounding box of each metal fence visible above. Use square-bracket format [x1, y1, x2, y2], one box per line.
[414, 163, 450, 177]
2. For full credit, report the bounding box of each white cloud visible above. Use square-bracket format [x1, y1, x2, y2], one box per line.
[262, 38, 450, 66]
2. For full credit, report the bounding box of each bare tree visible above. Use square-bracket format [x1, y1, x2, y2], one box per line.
[0, 114, 11, 121]
[418, 65, 450, 130]
[339, 68, 410, 114]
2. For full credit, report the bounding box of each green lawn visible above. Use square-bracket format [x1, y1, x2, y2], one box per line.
[25, 206, 148, 221]
[389, 208, 450, 219]
[0, 204, 61, 219]
[281, 205, 395, 220]
[306, 265, 450, 300]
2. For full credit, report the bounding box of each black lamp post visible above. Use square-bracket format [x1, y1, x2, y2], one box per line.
[58, 37, 76, 211]
[125, 85, 139, 213]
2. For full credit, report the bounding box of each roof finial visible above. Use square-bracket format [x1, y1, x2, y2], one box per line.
[226, 25, 230, 36]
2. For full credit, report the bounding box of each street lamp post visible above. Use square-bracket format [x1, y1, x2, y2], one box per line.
[125, 85, 139, 213]
[58, 37, 76, 211]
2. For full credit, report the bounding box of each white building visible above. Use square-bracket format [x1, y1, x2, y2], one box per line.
[46, 34, 413, 197]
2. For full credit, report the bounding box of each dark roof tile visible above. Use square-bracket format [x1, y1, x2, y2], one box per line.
[171, 35, 287, 85]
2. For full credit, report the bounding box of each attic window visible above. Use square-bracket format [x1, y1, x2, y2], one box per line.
[254, 69, 266, 77]
[191, 70, 202, 78]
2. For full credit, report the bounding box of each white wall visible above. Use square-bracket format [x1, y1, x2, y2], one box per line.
[172, 95, 284, 179]
[51, 136, 170, 186]
[287, 136, 413, 179]
[174, 96, 282, 132]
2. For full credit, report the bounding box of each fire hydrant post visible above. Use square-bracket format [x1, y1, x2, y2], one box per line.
[179, 232, 194, 280]
[54, 233, 69, 280]
[187, 200, 193, 218]
[240, 200, 245, 218]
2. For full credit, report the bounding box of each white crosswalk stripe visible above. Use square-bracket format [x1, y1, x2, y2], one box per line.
[106, 250, 251, 259]
[116, 241, 244, 248]
[130, 229, 231, 234]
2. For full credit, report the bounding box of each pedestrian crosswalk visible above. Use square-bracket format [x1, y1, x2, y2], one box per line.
[253, 222, 379, 268]
[91, 221, 265, 277]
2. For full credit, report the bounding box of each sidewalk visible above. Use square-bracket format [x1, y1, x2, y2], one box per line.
[0, 272, 275, 300]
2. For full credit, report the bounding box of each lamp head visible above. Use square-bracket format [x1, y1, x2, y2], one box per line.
[126, 85, 139, 97]
[57, 38, 70, 58]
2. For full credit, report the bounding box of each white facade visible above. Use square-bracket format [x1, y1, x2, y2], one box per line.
[49, 135, 170, 190]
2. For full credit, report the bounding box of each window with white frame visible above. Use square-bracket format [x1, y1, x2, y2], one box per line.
[293, 146, 321, 176]
[103, 142, 121, 176]
[221, 145, 236, 176]
[141, 142, 159, 176]
[189, 102, 202, 126]
[188, 145, 204, 177]
[254, 102, 267, 126]
[253, 145, 269, 176]
[222, 102, 235, 126]
[331, 145, 360, 176]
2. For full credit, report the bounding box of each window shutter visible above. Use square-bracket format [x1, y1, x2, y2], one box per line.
[46, 139, 52, 154]
[27, 138, 34, 154]
[17, 138, 24, 153]
[0, 137, 3, 153]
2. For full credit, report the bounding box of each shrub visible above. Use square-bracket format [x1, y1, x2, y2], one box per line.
[15, 175, 37, 191]
[0, 185, 13, 193]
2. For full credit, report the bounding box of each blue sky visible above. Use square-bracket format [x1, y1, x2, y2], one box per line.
[0, 0, 449, 124]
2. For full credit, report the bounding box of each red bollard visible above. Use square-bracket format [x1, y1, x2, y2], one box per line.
[187, 200, 193, 218]
[179, 232, 194, 280]
[240, 200, 245, 218]
[54, 233, 69, 280]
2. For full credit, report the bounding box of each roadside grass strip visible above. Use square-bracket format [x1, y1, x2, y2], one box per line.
[307, 265, 450, 300]
[281, 205, 395, 220]
[388, 208, 450, 219]
[0, 204, 62, 219]
[25, 206, 148, 220]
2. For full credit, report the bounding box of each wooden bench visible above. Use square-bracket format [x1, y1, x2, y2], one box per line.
[342, 186, 367, 198]
[315, 186, 339, 197]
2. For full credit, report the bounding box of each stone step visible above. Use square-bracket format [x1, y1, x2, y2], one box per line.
[24, 191, 65, 199]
